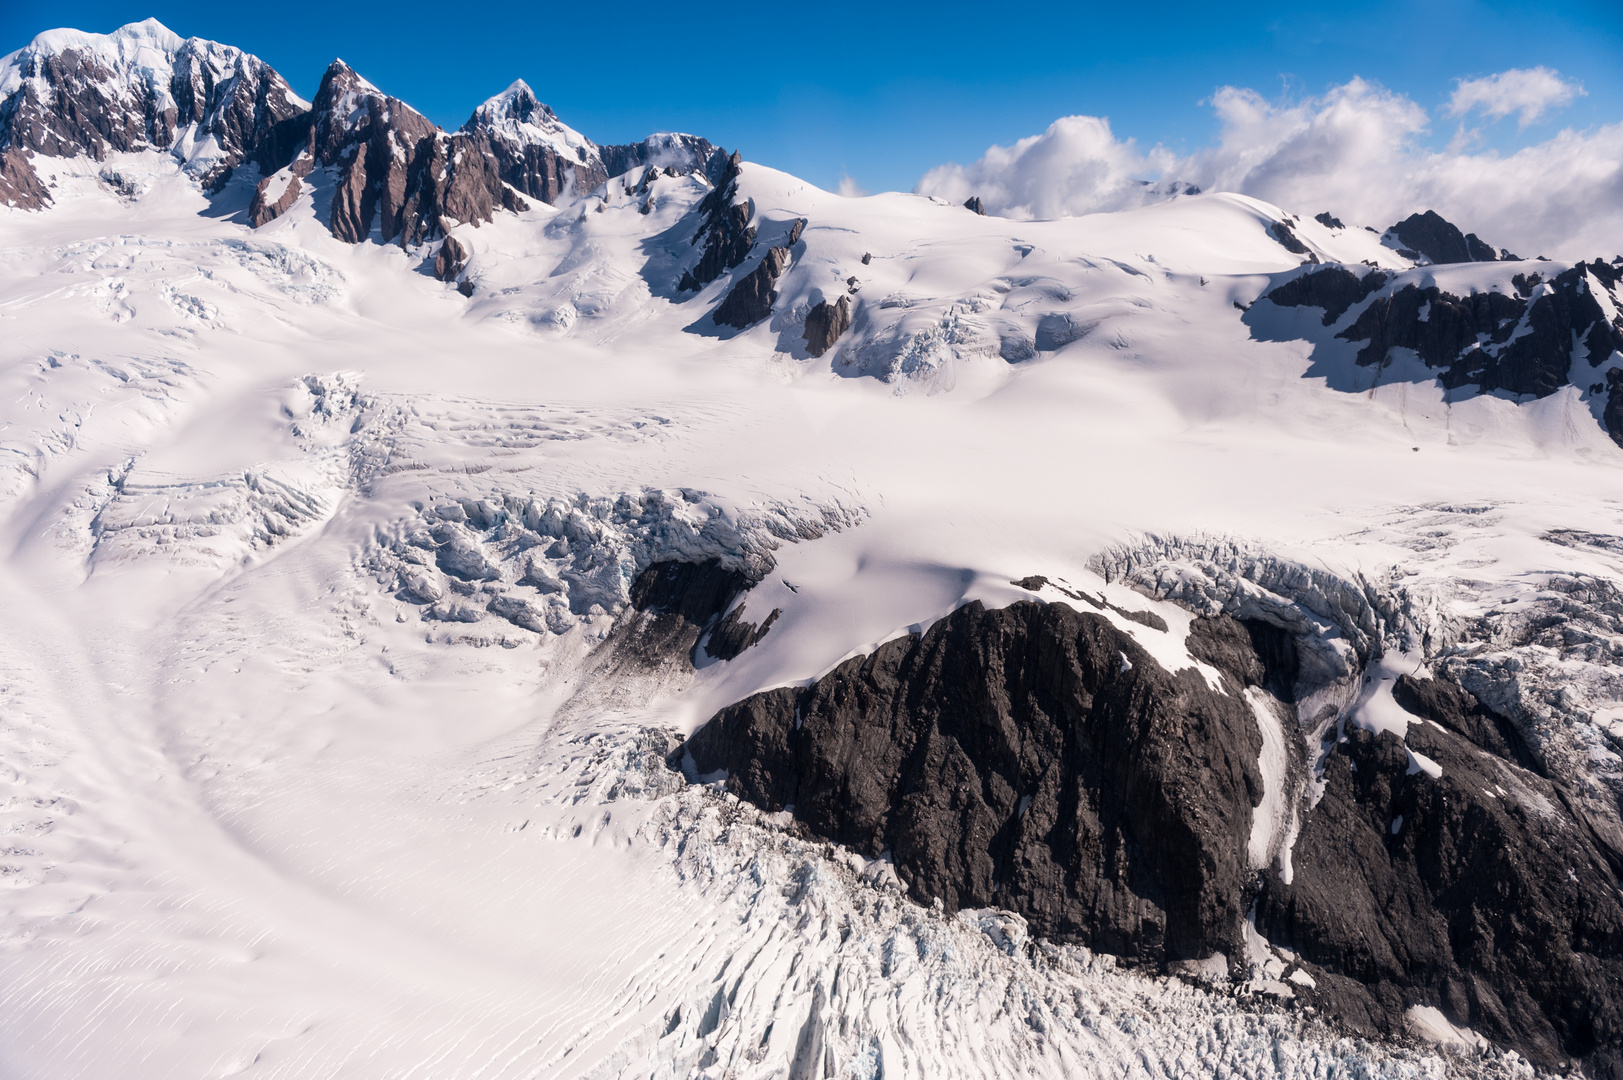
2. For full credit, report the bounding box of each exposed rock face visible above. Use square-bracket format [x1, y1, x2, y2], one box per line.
[1269, 219, 1317, 261]
[460, 80, 600, 204]
[1268, 257, 1623, 413]
[2, 24, 723, 238]
[307, 61, 441, 243]
[713, 245, 790, 329]
[1387, 210, 1505, 265]
[703, 602, 779, 661]
[803, 294, 852, 356]
[434, 236, 468, 283]
[1314, 211, 1344, 229]
[1266, 266, 1389, 326]
[0, 147, 50, 209]
[600, 132, 727, 186]
[964, 195, 985, 215]
[247, 156, 309, 226]
[681, 601, 1274, 968]
[679, 596, 1623, 1072]
[0, 21, 310, 191]
[461, 82, 725, 206]
[619, 558, 756, 667]
[678, 152, 755, 293]
[1261, 680, 1623, 1071]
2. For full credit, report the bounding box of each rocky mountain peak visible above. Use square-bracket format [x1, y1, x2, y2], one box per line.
[0, 19, 309, 197]
[306, 58, 433, 164]
[1385, 209, 1513, 265]
[467, 80, 559, 131]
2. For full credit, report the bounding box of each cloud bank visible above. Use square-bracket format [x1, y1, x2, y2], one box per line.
[916, 70, 1622, 260]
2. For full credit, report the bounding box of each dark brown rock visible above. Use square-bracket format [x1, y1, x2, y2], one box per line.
[679, 601, 1272, 969]
[704, 603, 780, 661]
[0, 147, 49, 209]
[0, 28, 309, 191]
[1336, 263, 1623, 400]
[679, 595, 1623, 1070]
[434, 236, 469, 283]
[1259, 711, 1623, 1072]
[1266, 265, 1389, 325]
[964, 195, 986, 215]
[678, 152, 755, 293]
[248, 153, 311, 227]
[803, 294, 852, 357]
[1270, 220, 1317, 261]
[1314, 212, 1344, 229]
[713, 245, 790, 329]
[1388, 210, 1500, 265]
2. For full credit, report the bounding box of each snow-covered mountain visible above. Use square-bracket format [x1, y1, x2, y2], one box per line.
[2, 20, 1623, 1080]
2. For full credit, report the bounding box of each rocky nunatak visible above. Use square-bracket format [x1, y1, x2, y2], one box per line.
[1263, 247, 1623, 444]
[675, 598, 1623, 1075]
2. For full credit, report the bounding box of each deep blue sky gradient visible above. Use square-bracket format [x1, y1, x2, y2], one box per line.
[4, 1, 1620, 193]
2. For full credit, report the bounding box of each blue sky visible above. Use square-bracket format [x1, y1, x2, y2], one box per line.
[4, 0, 1620, 194]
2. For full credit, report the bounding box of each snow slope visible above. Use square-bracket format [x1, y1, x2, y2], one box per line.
[0, 136, 1616, 1079]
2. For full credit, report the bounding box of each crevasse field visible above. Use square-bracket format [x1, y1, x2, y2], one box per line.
[2, 48, 1621, 1077]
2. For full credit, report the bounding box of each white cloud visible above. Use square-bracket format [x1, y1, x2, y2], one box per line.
[914, 76, 1623, 261]
[916, 115, 1175, 219]
[836, 174, 868, 198]
[1447, 67, 1584, 127]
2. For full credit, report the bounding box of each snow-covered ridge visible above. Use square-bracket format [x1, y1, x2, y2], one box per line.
[464, 78, 593, 158]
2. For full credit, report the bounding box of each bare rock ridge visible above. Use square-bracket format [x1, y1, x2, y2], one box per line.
[1266, 258, 1623, 436]
[803, 294, 853, 357]
[1386, 209, 1514, 265]
[0, 20, 310, 202]
[1, 21, 723, 242]
[676, 598, 1623, 1074]
[677, 152, 754, 293]
[713, 245, 791, 329]
[459, 81, 725, 207]
[0, 145, 51, 209]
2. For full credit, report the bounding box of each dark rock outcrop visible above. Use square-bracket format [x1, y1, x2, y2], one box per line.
[704, 603, 780, 661]
[599, 132, 728, 186]
[1, 24, 725, 239]
[678, 152, 754, 293]
[616, 558, 756, 666]
[1260, 707, 1623, 1072]
[1269, 219, 1317, 261]
[1266, 266, 1389, 326]
[247, 155, 310, 226]
[803, 295, 852, 357]
[0, 22, 310, 191]
[460, 81, 599, 204]
[457, 84, 726, 208]
[680, 601, 1275, 968]
[964, 195, 986, 215]
[713, 245, 790, 329]
[434, 236, 468, 283]
[0, 147, 49, 209]
[1387, 210, 1501, 265]
[1266, 258, 1623, 428]
[678, 599, 1623, 1071]
[1337, 261, 1623, 399]
[1314, 212, 1344, 229]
